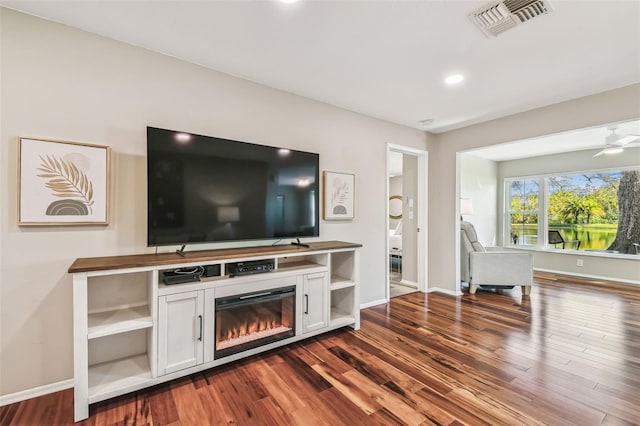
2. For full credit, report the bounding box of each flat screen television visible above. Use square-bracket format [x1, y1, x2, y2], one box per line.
[147, 127, 319, 247]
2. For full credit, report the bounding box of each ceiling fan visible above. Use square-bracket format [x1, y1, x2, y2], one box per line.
[593, 128, 640, 157]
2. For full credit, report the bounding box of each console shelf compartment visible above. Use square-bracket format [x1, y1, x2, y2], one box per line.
[277, 252, 328, 272]
[330, 308, 355, 327]
[87, 305, 152, 339]
[277, 259, 321, 271]
[330, 275, 355, 291]
[329, 277, 358, 329]
[88, 353, 152, 403]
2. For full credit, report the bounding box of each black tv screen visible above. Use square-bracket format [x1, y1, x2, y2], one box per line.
[147, 127, 319, 246]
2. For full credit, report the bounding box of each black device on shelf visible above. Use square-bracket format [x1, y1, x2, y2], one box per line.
[147, 127, 320, 248]
[162, 266, 204, 285]
[203, 264, 221, 277]
[227, 259, 275, 276]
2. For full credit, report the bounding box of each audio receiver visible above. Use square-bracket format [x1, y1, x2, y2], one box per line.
[227, 259, 275, 276]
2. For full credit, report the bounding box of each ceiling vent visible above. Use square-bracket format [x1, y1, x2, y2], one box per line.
[469, 0, 553, 37]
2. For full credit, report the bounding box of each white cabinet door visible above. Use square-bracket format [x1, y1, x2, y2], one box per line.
[158, 290, 204, 375]
[303, 272, 328, 333]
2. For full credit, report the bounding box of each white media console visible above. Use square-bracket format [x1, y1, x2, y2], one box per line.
[69, 241, 361, 422]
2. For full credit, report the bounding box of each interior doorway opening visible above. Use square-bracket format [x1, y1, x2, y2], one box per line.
[386, 144, 428, 300]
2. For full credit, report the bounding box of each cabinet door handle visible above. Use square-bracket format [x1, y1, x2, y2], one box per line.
[198, 315, 203, 341]
[304, 294, 309, 314]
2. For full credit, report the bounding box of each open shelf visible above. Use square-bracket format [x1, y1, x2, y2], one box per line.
[330, 308, 355, 327]
[278, 259, 322, 272]
[330, 275, 355, 290]
[330, 284, 356, 328]
[88, 354, 151, 403]
[88, 306, 152, 339]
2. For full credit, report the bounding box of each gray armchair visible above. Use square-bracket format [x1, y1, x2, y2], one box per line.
[460, 221, 533, 295]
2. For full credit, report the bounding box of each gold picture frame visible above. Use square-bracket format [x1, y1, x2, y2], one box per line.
[323, 170, 355, 220]
[18, 137, 110, 226]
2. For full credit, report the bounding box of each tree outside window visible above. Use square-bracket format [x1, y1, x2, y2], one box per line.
[608, 170, 640, 254]
[506, 168, 640, 254]
[548, 172, 620, 251]
[508, 178, 539, 246]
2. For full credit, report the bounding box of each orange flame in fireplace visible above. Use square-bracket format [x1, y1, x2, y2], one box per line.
[216, 296, 294, 351]
[224, 317, 281, 341]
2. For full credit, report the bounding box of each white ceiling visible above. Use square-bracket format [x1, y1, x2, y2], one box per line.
[3, 0, 639, 136]
[468, 118, 640, 161]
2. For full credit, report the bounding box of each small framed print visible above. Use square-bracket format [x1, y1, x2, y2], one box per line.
[18, 137, 110, 226]
[323, 170, 355, 220]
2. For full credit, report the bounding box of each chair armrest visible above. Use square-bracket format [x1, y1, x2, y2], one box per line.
[470, 251, 533, 286]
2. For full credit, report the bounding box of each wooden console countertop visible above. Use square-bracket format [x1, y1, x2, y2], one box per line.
[68, 241, 362, 273]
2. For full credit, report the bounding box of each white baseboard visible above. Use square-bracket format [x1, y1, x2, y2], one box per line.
[399, 279, 418, 288]
[534, 268, 640, 286]
[426, 287, 463, 296]
[360, 298, 388, 309]
[0, 379, 73, 407]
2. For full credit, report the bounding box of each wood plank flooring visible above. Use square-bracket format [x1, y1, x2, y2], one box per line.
[2, 272, 639, 425]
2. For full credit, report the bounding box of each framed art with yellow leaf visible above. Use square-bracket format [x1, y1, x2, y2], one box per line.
[18, 137, 110, 225]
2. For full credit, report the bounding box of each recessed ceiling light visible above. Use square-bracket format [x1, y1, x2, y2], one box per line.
[445, 74, 465, 85]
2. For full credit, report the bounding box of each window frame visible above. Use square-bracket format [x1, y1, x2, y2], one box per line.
[504, 176, 543, 248]
[503, 165, 639, 254]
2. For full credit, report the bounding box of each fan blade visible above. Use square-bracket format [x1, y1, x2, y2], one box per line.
[614, 135, 640, 146]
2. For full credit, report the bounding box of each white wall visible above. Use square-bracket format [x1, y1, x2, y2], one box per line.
[428, 83, 640, 293]
[0, 9, 428, 396]
[460, 154, 498, 246]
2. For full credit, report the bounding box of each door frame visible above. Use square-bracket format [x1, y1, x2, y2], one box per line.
[386, 143, 428, 300]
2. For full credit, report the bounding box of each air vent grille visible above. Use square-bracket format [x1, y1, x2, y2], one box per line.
[469, 0, 553, 37]
[505, 0, 550, 22]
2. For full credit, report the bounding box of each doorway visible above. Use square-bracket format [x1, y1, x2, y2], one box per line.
[386, 144, 428, 300]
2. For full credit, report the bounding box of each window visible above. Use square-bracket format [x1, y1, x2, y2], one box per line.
[547, 172, 620, 251]
[507, 178, 540, 247]
[505, 168, 640, 254]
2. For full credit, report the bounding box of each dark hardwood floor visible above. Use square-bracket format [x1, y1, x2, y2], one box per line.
[2, 272, 639, 425]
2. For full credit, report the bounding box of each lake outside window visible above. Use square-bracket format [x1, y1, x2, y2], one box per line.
[508, 178, 539, 247]
[547, 171, 620, 251]
[505, 168, 640, 255]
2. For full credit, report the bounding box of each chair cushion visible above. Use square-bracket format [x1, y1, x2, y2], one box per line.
[461, 221, 485, 252]
[472, 242, 486, 252]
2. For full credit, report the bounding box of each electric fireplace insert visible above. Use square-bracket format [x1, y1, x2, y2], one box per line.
[215, 285, 295, 358]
